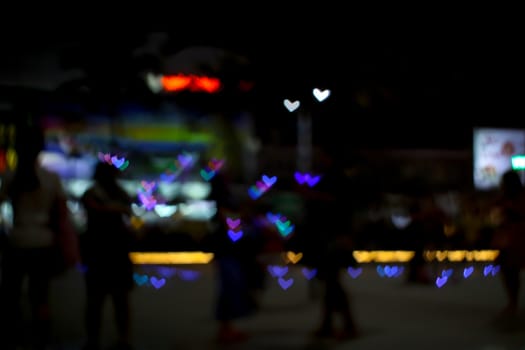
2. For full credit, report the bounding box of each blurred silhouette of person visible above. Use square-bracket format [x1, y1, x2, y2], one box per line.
[204, 170, 257, 344]
[406, 193, 446, 284]
[0, 123, 78, 349]
[80, 161, 135, 350]
[490, 169, 525, 318]
[298, 145, 359, 340]
[237, 200, 267, 309]
[405, 196, 431, 284]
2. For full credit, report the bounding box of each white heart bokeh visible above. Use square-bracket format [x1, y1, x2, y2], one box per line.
[283, 99, 300, 112]
[131, 203, 146, 217]
[154, 204, 178, 218]
[313, 88, 330, 102]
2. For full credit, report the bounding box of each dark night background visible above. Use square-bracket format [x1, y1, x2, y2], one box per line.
[3, 17, 525, 350]
[1, 19, 523, 150]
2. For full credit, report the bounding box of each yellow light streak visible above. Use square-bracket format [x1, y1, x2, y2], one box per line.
[128, 250, 500, 265]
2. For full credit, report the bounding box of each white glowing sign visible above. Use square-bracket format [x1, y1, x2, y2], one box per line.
[473, 128, 525, 190]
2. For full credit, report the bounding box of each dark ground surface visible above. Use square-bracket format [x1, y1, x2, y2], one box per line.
[4, 260, 525, 350]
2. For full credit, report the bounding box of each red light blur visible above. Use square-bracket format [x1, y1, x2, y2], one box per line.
[161, 74, 221, 93]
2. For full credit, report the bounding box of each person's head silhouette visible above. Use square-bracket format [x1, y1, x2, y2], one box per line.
[15, 123, 45, 170]
[501, 170, 523, 198]
[93, 161, 120, 189]
[9, 123, 46, 196]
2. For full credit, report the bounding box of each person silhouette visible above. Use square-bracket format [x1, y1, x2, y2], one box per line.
[298, 145, 359, 340]
[80, 161, 135, 350]
[204, 170, 257, 344]
[491, 169, 525, 318]
[0, 123, 78, 349]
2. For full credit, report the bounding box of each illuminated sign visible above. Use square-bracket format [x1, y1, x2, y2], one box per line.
[473, 128, 525, 190]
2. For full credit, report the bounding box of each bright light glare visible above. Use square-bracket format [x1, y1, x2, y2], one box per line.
[181, 182, 211, 200]
[129, 252, 214, 265]
[127, 250, 500, 265]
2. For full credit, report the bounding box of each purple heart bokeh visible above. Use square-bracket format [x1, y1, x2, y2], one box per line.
[177, 270, 201, 281]
[294, 172, 307, 185]
[266, 212, 281, 223]
[150, 276, 166, 289]
[294, 172, 322, 187]
[305, 175, 321, 187]
[177, 154, 193, 168]
[226, 217, 241, 230]
[384, 265, 398, 278]
[278, 277, 294, 290]
[436, 276, 448, 288]
[255, 181, 269, 192]
[348, 267, 363, 279]
[262, 175, 277, 187]
[228, 230, 243, 242]
[248, 186, 263, 200]
[491, 265, 500, 276]
[157, 267, 177, 278]
[302, 268, 317, 280]
[160, 172, 176, 183]
[463, 266, 474, 278]
[483, 265, 493, 276]
[268, 265, 288, 278]
[442, 268, 453, 278]
[111, 156, 125, 168]
[138, 193, 157, 210]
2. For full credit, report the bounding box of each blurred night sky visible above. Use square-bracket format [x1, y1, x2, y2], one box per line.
[1, 22, 523, 150]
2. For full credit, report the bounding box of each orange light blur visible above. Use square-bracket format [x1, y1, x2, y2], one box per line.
[161, 75, 193, 92]
[191, 76, 221, 93]
[160, 74, 221, 93]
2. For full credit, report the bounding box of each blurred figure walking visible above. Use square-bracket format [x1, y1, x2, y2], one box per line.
[80, 161, 135, 350]
[298, 146, 360, 340]
[204, 170, 257, 344]
[490, 169, 525, 318]
[0, 123, 79, 350]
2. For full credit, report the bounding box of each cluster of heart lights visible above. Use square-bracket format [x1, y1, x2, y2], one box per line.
[226, 217, 243, 242]
[283, 87, 331, 113]
[435, 264, 500, 288]
[248, 174, 277, 200]
[200, 158, 224, 182]
[137, 180, 158, 211]
[267, 265, 295, 290]
[159, 152, 195, 183]
[266, 212, 295, 238]
[135, 152, 207, 212]
[125, 260, 502, 291]
[133, 267, 201, 289]
[263, 263, 503, 291]
[97, 152, 129, 171]
[294, 172, 322, 187]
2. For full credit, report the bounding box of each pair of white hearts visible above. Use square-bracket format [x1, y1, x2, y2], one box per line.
[284, 88, 331, 112]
